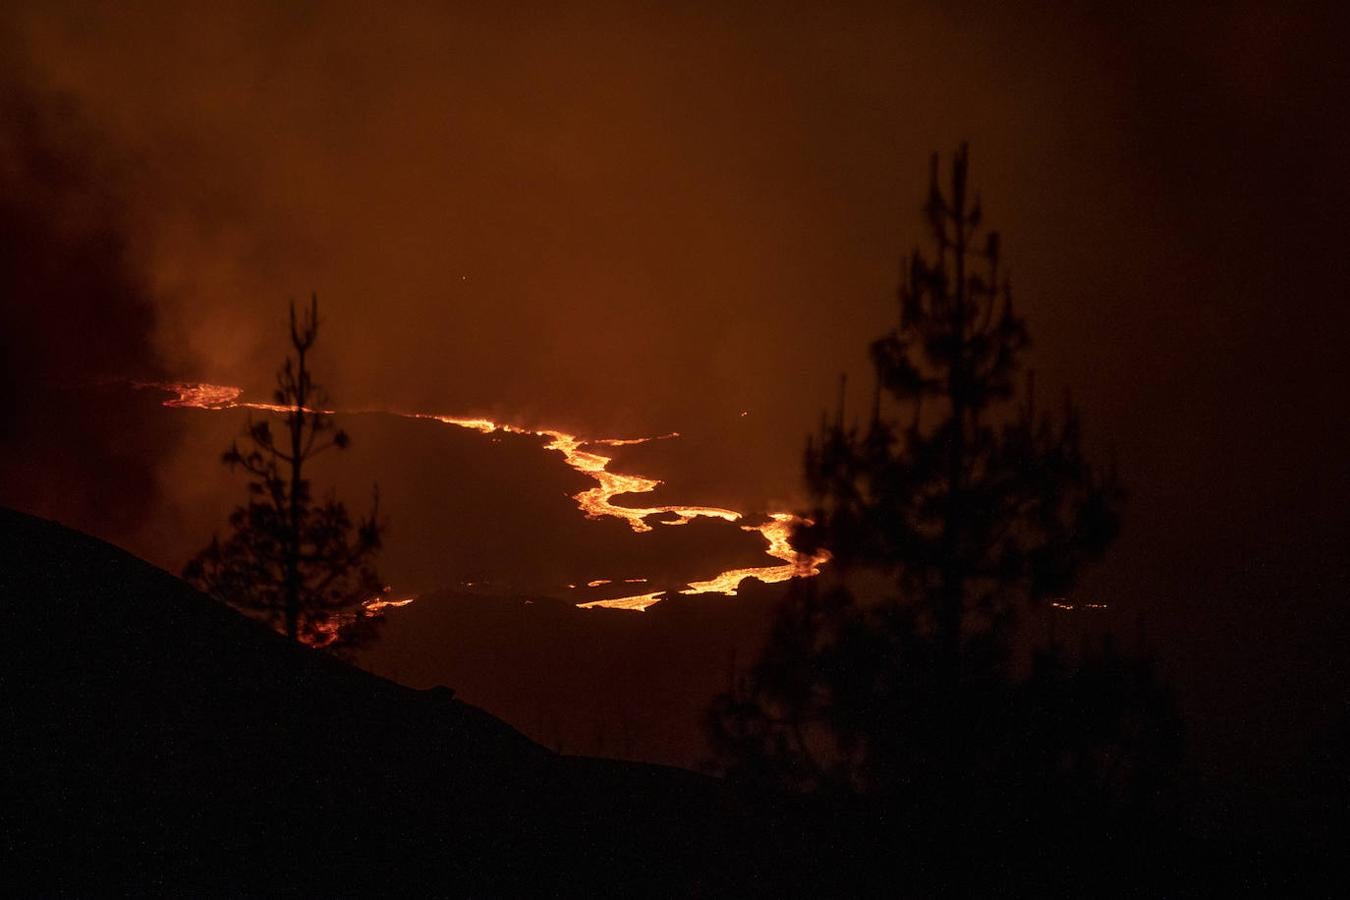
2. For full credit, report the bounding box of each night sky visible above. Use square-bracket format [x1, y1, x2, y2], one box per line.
[3, 2, 1348, 800]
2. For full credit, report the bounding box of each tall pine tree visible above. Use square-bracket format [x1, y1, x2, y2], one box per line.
[708, 149, 1175, 827]
[185, 296, 385, 652]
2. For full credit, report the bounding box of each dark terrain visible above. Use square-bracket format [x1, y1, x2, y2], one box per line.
[4, 506, 1342, 896]
[0, 507, 796, 895]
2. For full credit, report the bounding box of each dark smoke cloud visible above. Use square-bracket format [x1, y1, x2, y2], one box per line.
[0, 63, 182, 542]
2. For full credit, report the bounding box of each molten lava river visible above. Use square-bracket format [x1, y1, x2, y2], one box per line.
[148, 382, 828, 616]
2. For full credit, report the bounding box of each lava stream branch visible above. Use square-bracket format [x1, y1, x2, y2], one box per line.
[144, 381, 828, 612]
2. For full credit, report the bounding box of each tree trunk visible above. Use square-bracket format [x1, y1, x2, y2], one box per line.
[936, 153, 970, 833]
[285, 344, 306, 642]
[939, 157, 969, 698]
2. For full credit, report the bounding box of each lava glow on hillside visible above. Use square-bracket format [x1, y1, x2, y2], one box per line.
[145, 382, 828, 613]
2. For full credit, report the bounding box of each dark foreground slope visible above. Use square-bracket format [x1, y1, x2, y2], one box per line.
[0, 508, 785, 895]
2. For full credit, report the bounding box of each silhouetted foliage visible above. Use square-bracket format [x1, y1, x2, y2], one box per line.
[184, 296, 385, 653]
[709, 147, 1179, 856]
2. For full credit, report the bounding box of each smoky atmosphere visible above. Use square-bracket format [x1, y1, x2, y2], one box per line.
[3, 2, 1347, 895]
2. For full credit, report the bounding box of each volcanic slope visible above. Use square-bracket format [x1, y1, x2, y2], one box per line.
[0, 507, 791, 895]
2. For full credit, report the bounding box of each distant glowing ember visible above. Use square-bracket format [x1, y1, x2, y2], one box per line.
[144, 381, 829, 616]
[1049, 599, 1109, 611]
[307, 592, 417, 648]
[363, 595, 417, 614]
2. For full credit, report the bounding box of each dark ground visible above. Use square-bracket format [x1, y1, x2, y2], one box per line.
[0, 506, 775, 895]
[0, 506, 1336, 896]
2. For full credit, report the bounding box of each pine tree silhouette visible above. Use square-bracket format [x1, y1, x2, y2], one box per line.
[708, 148, 1177, 838]
[184, 296, 385, 653]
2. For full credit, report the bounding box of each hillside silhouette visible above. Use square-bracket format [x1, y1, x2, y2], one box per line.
[361, 581, 793, 767]
[0, 506, 805, 895]
[7, 507, 1325, 895]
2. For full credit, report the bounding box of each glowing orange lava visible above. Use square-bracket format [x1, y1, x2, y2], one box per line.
[1049, 600, 1109, 611]
[578, 513, 826, 611]
[306, 592, 417, 648]
[145, 381, 829, 614]
[144, 381, 301, 414]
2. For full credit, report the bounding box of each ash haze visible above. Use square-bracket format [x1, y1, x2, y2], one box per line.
[3, 1, 1349, 806]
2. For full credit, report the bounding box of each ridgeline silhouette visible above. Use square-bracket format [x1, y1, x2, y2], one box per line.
[184, 296, 384, 652]
[708, 146, 1183, 890]
[0, 507, 781, 895]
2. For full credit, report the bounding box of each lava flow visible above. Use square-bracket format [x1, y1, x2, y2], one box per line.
[309, 593, 417, 648]
[145, 382, 828, 612]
